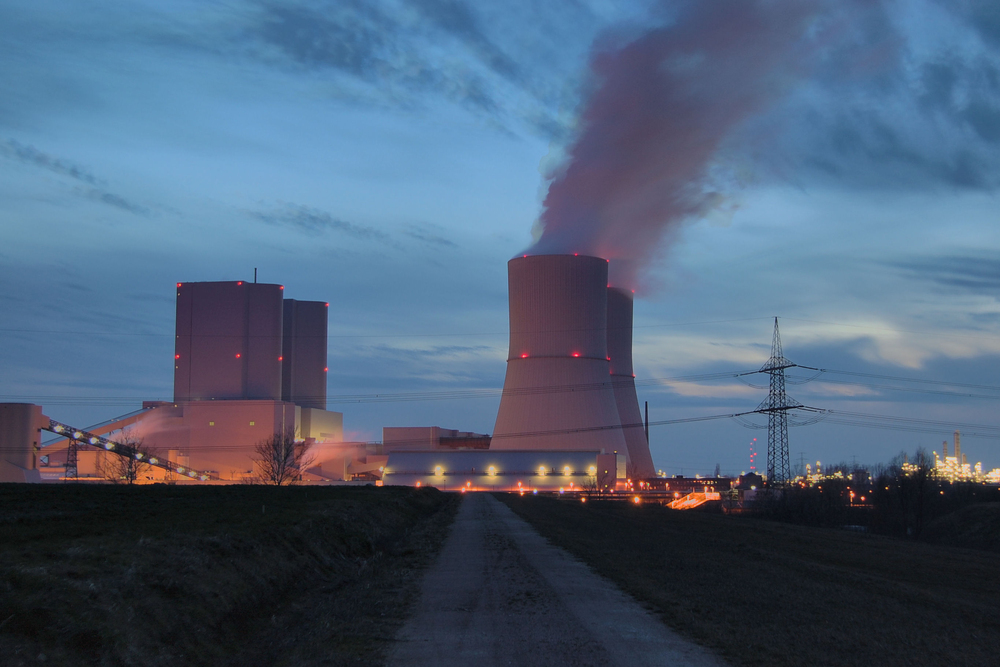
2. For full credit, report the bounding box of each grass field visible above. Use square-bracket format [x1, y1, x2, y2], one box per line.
[0, 484, 458, 666]
[498, 494, 1000, 667]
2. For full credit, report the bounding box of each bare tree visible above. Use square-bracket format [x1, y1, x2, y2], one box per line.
[99, 428, 154, 484]
[251, 428, 312, 485]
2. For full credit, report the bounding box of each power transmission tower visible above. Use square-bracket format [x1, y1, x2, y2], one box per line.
[65, 437, 78, 481]
[756, 318, 800, 486]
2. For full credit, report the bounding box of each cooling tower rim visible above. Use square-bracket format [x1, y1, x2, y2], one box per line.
[510, 252, 609, 263]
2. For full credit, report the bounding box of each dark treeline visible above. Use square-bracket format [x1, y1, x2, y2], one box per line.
[755, 449, 1000, 541]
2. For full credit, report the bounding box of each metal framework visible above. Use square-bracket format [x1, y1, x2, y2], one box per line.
[44, 419, 214, 481]
[755, 318, 801, 486]
[64, 437, 78, 481]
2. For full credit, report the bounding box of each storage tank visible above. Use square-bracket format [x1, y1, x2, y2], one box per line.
[491, 255, 628, 455]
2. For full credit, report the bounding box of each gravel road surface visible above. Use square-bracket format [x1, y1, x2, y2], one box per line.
[387, 492, 726, 666]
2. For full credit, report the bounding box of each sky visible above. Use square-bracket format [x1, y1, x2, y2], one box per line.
[2, 0, 1000, 476]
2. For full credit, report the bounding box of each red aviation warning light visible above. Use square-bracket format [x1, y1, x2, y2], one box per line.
[571, 352, 580, 357]
[235, 353, 241, 358]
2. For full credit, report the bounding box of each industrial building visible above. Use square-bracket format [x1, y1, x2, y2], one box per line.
[0, 280, 352, 482]
[382, 450, 622, 492]
[1, 255, 655, 488]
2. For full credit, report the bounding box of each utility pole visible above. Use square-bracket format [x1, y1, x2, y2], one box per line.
[756, 318, 801, 487]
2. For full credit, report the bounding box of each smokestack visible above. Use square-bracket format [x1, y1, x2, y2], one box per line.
[491, 255, 627, 455]
[607, 287, 656, 478]
[955, 430, 961, 463]
[942, 440, 949, 459]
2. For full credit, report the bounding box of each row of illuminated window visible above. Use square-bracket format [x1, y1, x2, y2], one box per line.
[412, 465, 600, 477]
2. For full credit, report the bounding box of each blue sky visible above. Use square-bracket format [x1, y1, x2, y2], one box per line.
[2, 0, 1000, 475]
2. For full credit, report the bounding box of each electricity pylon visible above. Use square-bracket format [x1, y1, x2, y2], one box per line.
[756, 318, 801, 486]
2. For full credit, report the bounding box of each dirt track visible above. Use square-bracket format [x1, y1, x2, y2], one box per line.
[387, 493, 725, 667]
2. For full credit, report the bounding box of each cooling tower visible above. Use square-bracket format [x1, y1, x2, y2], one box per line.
[491, 255, 628, 456]
[607, 287, 656, 479]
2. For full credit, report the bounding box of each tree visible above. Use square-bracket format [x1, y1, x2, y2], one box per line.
[99, 428, 154, 484]
[251, 428, 312, 485]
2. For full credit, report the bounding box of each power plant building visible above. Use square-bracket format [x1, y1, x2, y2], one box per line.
[173, 281, 285, 402]
[282, 299, 329, 410]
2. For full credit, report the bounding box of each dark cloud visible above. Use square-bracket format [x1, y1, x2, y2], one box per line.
[892, 255, 1000, 293]
[964, 0, 1000, 47]
[257, 4, 389, 77]
[83, 188, 150, 216]
[411, 0, 520, 81]
[403, 224, 457, 248]
[0, 139, 103, 185]
[249, 203, 389, 242]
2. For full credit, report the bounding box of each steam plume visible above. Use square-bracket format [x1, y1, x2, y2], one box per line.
[528, 0, 908, 287]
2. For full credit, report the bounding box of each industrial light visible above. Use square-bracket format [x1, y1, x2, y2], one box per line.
[434, 466, 443, 476]
[73, 431, 83, 439]
[563, 466, 571, 476]
[488, 466, 496, 476]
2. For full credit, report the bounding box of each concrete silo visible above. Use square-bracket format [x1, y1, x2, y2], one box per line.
[607, 287, 656, 478]
[491, 254, 629, 457]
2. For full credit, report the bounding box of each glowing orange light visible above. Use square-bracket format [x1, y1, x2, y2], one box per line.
[633, 496, 640, 504]
[581, 497, 587, 503]
[415, 481, 422, 487]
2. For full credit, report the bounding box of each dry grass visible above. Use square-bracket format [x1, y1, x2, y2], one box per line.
[0, 484, 458, 666]
[497, 494, 1000, 667]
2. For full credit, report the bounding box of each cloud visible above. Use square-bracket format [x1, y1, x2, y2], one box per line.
[892, 254, 1000, 293]
[411, 0, 521, 81]
[0, 139, 103, 185]
[82, 188, 150, 216]
[403, 223, 457, 248]
[0, 139, 151, 215]
[248, 203, 390, 242]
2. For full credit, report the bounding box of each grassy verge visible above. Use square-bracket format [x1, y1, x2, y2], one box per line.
[0, 484, 459, 666]
[497, 494, 1000, 667]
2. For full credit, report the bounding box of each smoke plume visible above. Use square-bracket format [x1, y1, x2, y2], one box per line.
[528, 0, 999, 288]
